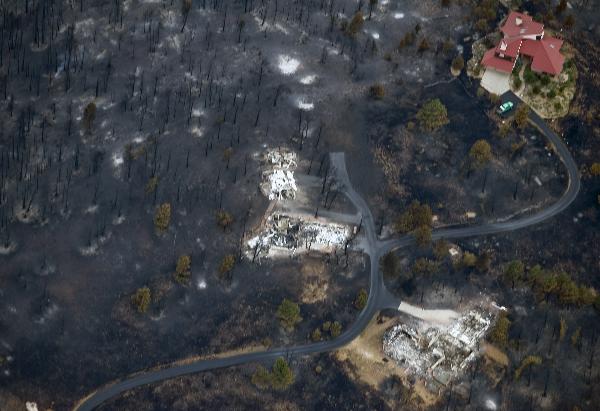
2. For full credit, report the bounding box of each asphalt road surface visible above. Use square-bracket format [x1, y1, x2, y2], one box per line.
[73, 92, 580, 411]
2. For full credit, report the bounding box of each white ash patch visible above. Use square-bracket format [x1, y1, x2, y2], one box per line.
[294, 96, 314, 111]
[394, 12, 405, 19]
[79, 232, 112, 256]
[112, 152, 123, 168]
[253, 15, 290, 35]
[383, 308, 493, 387]
[34, 302, 59, 325]
[84, 205, 99, 214]
[299, 74, 317, 85]
[0, 242, 17, 255]
[197, 278, 207, 290]
[190, 126, 205, 138]
[277, 54, 301, 75]
[260, 148, 298, 200]
[26, 402, 39, 411]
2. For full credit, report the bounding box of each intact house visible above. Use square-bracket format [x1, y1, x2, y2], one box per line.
[482, 11, 565, 77]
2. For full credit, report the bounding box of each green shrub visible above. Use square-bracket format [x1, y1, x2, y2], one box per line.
[174, 254, 192, 284]
[277, 299, 302, 330]
[416, 99, 449, 132]
[131, 287, 151, 313]
[154, 203, 172, 232]
[354, 289, 368, 310]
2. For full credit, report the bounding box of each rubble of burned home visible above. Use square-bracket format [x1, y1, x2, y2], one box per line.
[260, 148, 299, 200]
[246, 213, 355, 261]
[383, 309, 494, 388]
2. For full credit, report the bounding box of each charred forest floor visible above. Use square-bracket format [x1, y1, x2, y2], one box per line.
[0, 1, 599, 411]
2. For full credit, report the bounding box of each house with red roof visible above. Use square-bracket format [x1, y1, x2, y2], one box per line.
[482, 11, 565, 76]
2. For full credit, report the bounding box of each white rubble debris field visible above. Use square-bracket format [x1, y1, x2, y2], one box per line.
[260, 149, 298, 201]
[246, 213, 350, 260]
[383, 309, 493, 387]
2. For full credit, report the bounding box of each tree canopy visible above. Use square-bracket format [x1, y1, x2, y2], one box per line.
[416, 99, 449, 132]
[276, 298, 302, 330]
[469, 139, 492, 168]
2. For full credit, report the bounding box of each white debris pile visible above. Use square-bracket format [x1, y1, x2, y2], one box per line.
[260, 149, 298, 200]
[301, 222, 348, 247]
[26, 403, 39, 411]
[266, 170, 297, 200]
[246, 213, 350, 260]
[277, 54, 300, 75]
[383, 309, 493, 386]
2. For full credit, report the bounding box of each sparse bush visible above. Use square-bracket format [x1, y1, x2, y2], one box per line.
[174, 254, 192, 284]
[218, 254, 236, 278]
[131, 287, 151, 313]
[382, 252, 400, 278]
[251, 365, 271, 389]
[417, 38, 430, 53]
[369, 84, 385, 99]
[475, 251, 492, 273]
[433, 240, 449, 260]
[513, 76, 522, 89]
[412, 258, 438, 276]
[571, 327, 581, 347]
[354, 288, 368, 310]
[546, 89, 556, 99]
[489, 312, 511, 348]
[590, 163, 600, 176]
[514, 355, 542, 380]
[416, 99, 449, 132]
[504, 260, 525, 288]
[451, 55, 464, 72]
[413, 224, 432, 248]
[564, 14, 575, 29]
[216, 209, 234, 230]
[277, 298, 302, 330]
[395, 201, 432, 233]
[311, 328, 322, 342]
[514, 104, 530, 129]
[469, 139, 492, 168]
[559, 318, 567, 341]
[475, 18, 488, 33]
[398, 31, 415, 49]
[145, 176, 158, 194]
[271, 357, 294, 389]
[345, 12, 364, 37]
[154, 203, 171, 232]
[83, 102, 97, 133]
[330, 321, 342, 337]
[461, 251, 477, 268]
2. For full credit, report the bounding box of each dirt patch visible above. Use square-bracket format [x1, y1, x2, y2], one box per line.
[482, 342, 509, 367]
[334, 315, 438, 408]
[300, 257, 330, 304]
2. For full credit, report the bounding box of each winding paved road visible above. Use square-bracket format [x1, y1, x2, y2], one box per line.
[73, 92, 580, 411]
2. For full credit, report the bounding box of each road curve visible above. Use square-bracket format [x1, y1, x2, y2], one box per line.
[73, 92, 579, 411]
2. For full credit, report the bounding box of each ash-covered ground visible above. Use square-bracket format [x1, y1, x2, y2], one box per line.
[0, 0, 599, 410]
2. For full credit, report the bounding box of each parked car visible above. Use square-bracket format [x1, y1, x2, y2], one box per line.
[497, 101, 514, 115]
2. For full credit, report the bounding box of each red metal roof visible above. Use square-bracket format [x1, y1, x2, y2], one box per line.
[481, 49, 515, 73]
[495, 38, 522, 58]
[500, 11, 544, 39]
[528, 38, 565, 75]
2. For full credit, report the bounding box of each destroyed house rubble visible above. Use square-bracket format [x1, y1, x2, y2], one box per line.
[246, 214, 351, 260]
[261, 149, 298, 200]
[383, 310, 492, 387]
